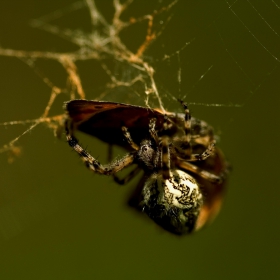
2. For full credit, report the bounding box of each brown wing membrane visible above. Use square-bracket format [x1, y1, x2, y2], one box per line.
[65, 100, 167, 148]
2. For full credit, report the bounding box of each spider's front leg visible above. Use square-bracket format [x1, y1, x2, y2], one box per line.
[161, 137, 171, 179]
[175, 100, 216, 162]
[179, 99, 191, 131]
[65, 119, 135, 175]
[148, 118, 159, 144]
[111, 125, 141, 184]
[149, 117, 171, 179]
[167, 100, 193, 160]
[122, 126, 139, 151]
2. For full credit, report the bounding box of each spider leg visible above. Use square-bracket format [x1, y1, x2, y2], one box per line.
[149, 118, 159, 144]
[178, 99, 191, 131]
[161, 137, 171, 179]
[168, 100, 194, 160]
[122, 126, 139, 150]
[149, 116, 171, 176]
[188, 141, 216, 161]
[149, 115, 172, 179]
[177, 160, 223, 184]
[65, 120, 135, 175]
[175, 101, 216, 162]
[113, 167, 142, 185]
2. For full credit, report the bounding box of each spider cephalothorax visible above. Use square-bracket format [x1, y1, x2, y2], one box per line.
[65, 100, 229, 235]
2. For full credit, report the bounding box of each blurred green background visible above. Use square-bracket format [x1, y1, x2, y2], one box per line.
[0, 0, 279, 279]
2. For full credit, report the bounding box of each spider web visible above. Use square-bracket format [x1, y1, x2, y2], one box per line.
[0, 0, 279, 160]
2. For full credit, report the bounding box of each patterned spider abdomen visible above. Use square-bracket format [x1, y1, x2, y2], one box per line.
[141, 169, 203, 235]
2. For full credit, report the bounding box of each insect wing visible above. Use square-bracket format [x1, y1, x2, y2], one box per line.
[65, 100, 166, 147]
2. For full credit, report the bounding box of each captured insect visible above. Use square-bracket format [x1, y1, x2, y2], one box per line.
[64, 99, 229, 235]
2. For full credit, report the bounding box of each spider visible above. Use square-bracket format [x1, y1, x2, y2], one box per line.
[65, 99, 229, 235]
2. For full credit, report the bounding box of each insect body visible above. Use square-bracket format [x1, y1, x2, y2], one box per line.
[65, 100, 229, 235]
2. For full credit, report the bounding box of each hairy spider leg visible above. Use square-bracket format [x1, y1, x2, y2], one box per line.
[148, 118, 159, 144]
[65, 119, 135, 175]
[108, 126, 140, 184]
[168, 100, 195, 160]
[151, 116, 171, 179]
[177, 160, 223, 184]
[173, 100, 216, 162]
[122, 126, 139, 150]
[188, 141, 216, 161]
[161, 137, 171, 179]
[179, 99, 192, 131]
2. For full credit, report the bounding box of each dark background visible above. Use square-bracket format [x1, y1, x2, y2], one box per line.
[0, 1, 279, 279]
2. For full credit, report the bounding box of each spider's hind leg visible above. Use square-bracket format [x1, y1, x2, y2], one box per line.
[65, 119, 135, 175]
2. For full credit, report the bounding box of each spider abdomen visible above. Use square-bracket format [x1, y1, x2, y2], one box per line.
[141, 170, 203, 235]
